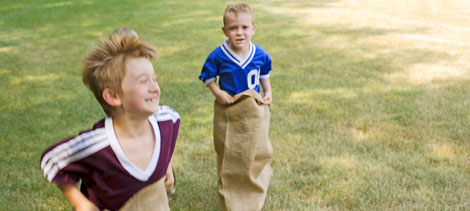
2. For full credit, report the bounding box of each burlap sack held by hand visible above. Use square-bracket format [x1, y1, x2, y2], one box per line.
[214, 89, 273, 211]
[119, 177, 169, 211]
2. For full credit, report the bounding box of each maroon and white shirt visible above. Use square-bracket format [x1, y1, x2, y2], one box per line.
[40, 105, 180, 210]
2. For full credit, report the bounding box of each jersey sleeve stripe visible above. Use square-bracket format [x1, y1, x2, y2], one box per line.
[203, 77, 216, 85]
[45, 140, 110, 181]
[41, 129, 109, 181]
[41, 129, 106, 170]
[155, 105, 181, 123]
[43, 133, 107, 180]
[260, 73, 270, 78]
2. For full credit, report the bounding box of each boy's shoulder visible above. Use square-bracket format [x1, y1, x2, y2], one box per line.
[40, 119, 109, 181]
[153, 105, 180, 123]
[42, 119, 107, 155]
[207, 45, 224, 57]
[252, 42, 268, 55]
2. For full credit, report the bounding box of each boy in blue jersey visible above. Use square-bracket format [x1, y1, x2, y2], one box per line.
[199, 3, 273, 210]
[199, 3, 272, 104]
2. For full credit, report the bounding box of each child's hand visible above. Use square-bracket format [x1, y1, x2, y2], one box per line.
[164, 166, 175, 189]
[165, 161, 176, 198]
[215, 90, 234, 105]
[207, 81, 234, 105]
[58, 184, 99, 211]
[262, 91, 272, 105]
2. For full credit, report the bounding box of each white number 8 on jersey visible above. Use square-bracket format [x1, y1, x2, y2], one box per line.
[247, 69, 260, 89]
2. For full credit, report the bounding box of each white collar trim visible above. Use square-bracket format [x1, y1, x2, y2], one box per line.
[105, 116, 161, 181]
[221, 40, 256, 69]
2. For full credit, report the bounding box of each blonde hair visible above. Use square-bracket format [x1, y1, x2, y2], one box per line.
[223, 3, 255, 25]
[82, 35, 157, 117]
[110, 27, 139, 40]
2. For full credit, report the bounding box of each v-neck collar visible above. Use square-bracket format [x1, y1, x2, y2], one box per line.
[105, 116, 161, 182]
[221, 39, 256, 69]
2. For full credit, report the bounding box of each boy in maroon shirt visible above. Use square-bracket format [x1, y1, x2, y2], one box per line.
[40, 31, 179, 210]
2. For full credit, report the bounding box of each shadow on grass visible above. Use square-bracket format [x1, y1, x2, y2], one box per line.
[254, 1, 470, 209]
[1, 0, 469, 210]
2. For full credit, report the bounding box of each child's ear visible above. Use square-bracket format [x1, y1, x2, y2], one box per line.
[222, 26, 228, 37]
[252, 24, 256, 35]
[102, 88, 121, 107]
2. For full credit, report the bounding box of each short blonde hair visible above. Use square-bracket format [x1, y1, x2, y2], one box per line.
[82, 35, 157, 117]
[223, 3, 255, 25]
[109, 27, 139, 40]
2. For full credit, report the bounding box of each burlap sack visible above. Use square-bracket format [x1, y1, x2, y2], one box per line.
[214, 89, 273, 211]
[119, 177, 170, 211]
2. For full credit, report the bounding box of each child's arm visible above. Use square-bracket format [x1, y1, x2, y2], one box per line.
[57, 184, 99, 211]
[207, 81, 234, 105]
[260, 77, 272, 105]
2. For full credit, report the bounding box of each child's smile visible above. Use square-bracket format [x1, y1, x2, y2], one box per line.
[120, 57, 160, 117]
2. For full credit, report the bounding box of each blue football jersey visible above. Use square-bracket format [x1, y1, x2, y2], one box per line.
[199, 40, 272, 96]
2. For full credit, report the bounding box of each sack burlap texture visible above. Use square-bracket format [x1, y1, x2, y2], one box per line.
[214, 89, 273, 211]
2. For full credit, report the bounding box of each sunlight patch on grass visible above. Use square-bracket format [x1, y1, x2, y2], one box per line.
[10, 74, 59, 86]
[0, 68, 10, 76]
[0, 46, 14, 53]
[287, 90, 333, 115]
[316, 88, 358, 99]
[91, 31, 105, 37]
[385, 63, 469, 85]
[44, 1, 73, 8]
[429, 143, 456, 160]
[1, 28, 41, 47]
[288, 90, 314, 104]
[158, 44, 187, 58]
[400, 34, 470, 47]
[362, 83, 418, 97]
[350, 121, 412, 149]
[80, 19, 101, 27]
[0, 4, 23, 12]
[289, 88, 357, 103]
[278, 25, 320, 38]
[321, 155, 358, 170]
[263, 0, 470, 91]
[36, 23, 57, 34]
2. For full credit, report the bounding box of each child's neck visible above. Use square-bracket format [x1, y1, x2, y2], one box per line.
[113, 114, 152, 140]
[112, 113, 155, 171]
[228, 42, 250, 58]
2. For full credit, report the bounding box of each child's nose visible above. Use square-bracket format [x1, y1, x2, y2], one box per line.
[150, 81, 160, 93]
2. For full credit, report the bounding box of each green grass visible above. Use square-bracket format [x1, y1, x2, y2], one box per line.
[1, 0, 470, 210]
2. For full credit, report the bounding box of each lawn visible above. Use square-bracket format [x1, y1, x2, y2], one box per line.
[1, 0, 469, 210]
